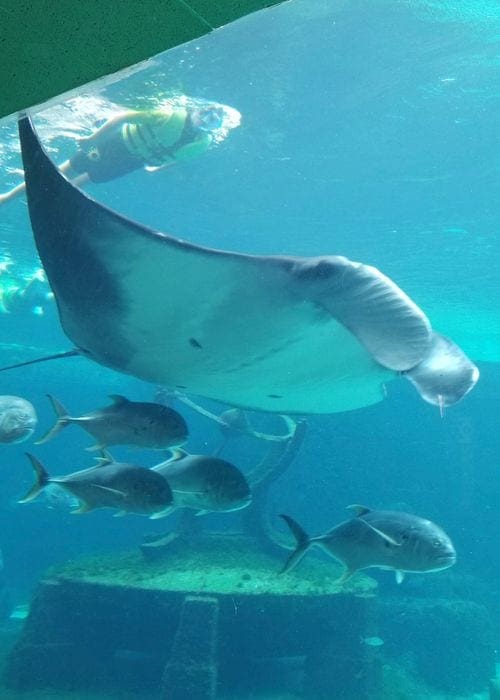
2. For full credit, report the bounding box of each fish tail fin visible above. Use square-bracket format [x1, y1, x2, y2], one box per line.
[35, 395, 70, 444]
[279, 514, 313, 574]
[18, 453, 50, 503]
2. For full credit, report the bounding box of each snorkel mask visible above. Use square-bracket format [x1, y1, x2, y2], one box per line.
[191, 105, 226, 132]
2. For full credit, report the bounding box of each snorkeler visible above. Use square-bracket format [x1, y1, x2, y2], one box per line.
[0, 100, 241, 204]
[0, 265, 53, 316]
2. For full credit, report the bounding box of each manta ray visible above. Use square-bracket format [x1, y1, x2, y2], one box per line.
[14, 116, 478, 414]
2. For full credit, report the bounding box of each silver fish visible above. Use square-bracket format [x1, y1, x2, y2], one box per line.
[153, 449, 251, 514]
[19, 453, 173, 518]
[0, 395, 37, 444]
[361, 636, 384, 647]
[280, 505, 456, 584]
[36, 394, 188, 451]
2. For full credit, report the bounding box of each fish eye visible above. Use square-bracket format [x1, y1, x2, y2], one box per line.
[400, 533, 409, 541]
[432, 538, 442, 548]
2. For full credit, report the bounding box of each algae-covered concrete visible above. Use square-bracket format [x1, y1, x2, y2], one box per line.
[4, 536, 379, 697]
[48, 534, 377, 598]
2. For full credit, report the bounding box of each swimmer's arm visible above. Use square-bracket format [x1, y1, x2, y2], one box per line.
[80, 107, 175, 142]
[77, 110, 141, 143]
[0, 114, 141, 203]
[0, 182, 26, 205]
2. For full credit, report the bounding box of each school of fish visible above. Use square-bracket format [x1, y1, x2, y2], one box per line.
[2, 387, 458, 588]
[11, 392, 252, 520]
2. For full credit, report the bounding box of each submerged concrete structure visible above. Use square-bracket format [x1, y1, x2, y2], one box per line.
[4, 534, 381, 699]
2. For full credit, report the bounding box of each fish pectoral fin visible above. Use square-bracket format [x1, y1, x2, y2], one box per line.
[395, 570, 405, 584]
[90, 484, 127, 499]
[360, 520, 401, 547]
[113, 510, 128, 518]
[346, 504, 371, 517]
[195, 509, 210, 516]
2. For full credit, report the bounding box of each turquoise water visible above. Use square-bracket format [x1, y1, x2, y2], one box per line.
[0, 0, 499, 697]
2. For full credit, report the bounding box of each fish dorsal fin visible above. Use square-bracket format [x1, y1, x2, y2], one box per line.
[94, 450, 114, 466]
[359, 519, 401, 547]
[346, 504, 371, 517]
[108, 394, 129, 405]
[395, 570, 405, 584]
[169, 447, 189, 461]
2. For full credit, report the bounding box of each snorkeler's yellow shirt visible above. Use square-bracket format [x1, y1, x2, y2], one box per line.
[122, 108, 212, 168]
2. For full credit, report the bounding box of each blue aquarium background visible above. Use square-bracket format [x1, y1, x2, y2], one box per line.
[0, 0, 499, 698]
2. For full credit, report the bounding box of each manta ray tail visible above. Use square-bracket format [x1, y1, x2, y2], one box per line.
[0, 349, 80, 373]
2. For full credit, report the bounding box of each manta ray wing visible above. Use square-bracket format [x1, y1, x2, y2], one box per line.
[19, 116, 475, 413]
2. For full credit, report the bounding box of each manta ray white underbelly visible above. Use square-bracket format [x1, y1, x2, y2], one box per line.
[17, 117, 478, 414]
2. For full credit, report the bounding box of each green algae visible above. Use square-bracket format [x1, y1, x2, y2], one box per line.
[46, 535, 377, 598]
